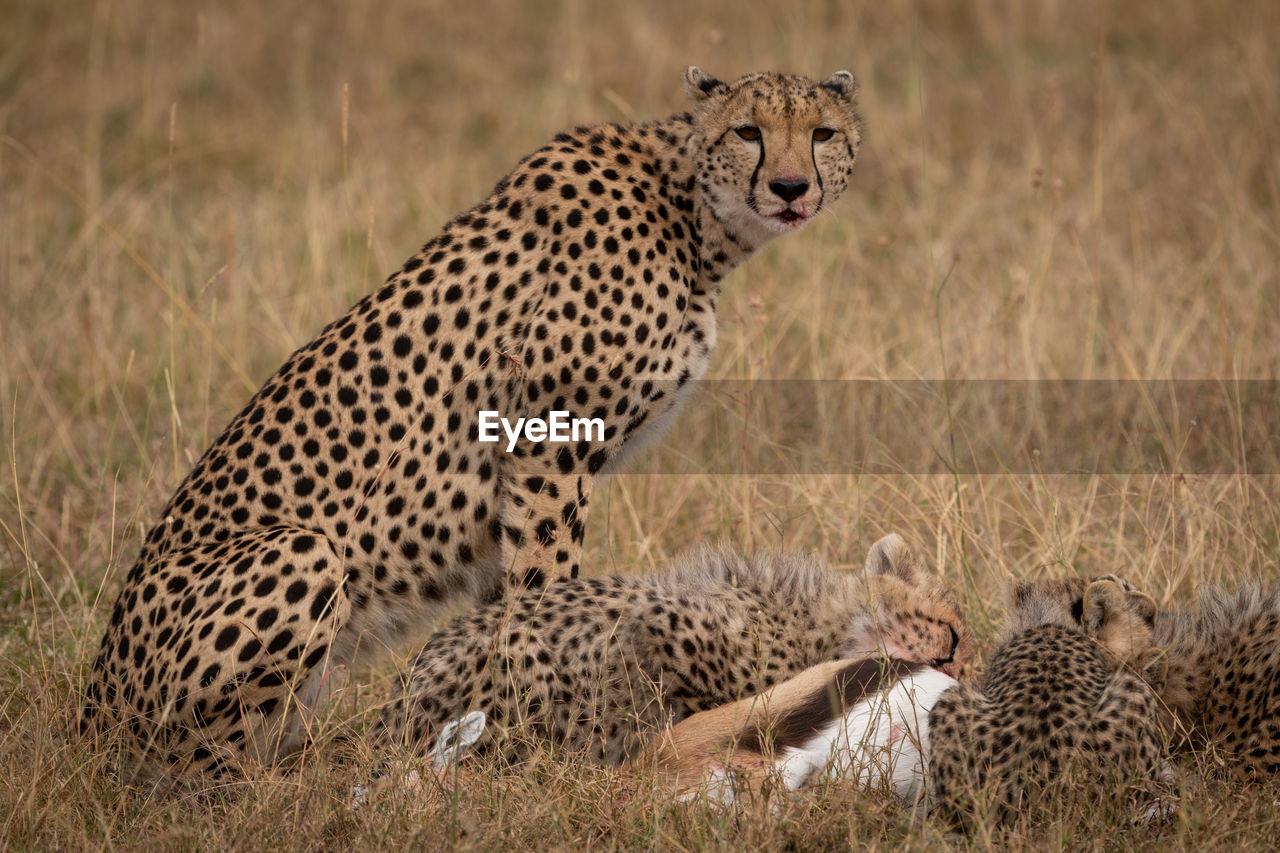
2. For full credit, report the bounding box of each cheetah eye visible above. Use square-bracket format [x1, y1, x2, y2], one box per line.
[812, 127, 836, 142]
[735, 126, 761, 141]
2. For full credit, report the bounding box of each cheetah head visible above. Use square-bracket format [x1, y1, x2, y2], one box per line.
[684, 67, 862, 245]
[1011, 574, 1166, 683]
[851, 533, 974, 678]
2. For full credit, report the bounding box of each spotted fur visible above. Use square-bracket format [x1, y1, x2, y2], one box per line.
[79, 68, 863, 775]
[1155, 584, 1280, 775]
[375, 535, 971, 765]
[927, 577, 1167, 829]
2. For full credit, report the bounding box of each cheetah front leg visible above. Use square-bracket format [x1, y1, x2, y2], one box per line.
[494, 346, 696, 586]
[498, 451, 595, 586]
[495, 378, 660, 585]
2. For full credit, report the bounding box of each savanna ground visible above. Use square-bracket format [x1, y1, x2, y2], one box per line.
[3, 0, 1279, 848]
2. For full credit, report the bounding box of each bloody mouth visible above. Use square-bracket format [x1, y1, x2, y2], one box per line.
[775, 209, 805, 224]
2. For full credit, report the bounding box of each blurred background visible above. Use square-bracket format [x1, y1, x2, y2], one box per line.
[1, 0, 1279, 843]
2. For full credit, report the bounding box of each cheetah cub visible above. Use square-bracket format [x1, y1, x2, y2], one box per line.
[375, 535, 971, 765]
[927, 576, 1169, 829]
[81, 68, 863, 775]
[1154, 584, 1280, 776]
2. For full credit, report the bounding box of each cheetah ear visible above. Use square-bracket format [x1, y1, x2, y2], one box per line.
[863, 533, 919, 583]
[1082, 578, 1126, 635]
[819, 71, 858, 102]
[1127, 589, 1158, 628]
[684, 67, 728, 101]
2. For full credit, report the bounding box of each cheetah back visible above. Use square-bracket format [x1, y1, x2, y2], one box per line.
[1158, 585, 1280, 775]
[928, 584, 1167, 829]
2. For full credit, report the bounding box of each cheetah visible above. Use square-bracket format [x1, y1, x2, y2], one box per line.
[927, 576, 1169, 829]
[79, 68, 863, 775]
[374, 534, 971, 766]
[1153, 584, 1280, 776]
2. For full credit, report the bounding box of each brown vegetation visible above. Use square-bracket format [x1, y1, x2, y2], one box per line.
[2, 0, 1278, 848]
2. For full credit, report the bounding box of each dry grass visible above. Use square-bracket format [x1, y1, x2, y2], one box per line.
[3, 0, 1280, 848]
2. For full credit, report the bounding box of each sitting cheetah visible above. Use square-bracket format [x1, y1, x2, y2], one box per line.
[1154, 584, 1280, 775]
[927, 576, 1169, 829]
[374, 535, 971, 765]
[80, 68, 863, 775]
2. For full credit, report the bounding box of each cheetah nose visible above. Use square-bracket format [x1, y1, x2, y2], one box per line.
[769, 177, 809, 202]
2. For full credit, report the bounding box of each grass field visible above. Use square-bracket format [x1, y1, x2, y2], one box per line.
[3, 0, 1279, 848]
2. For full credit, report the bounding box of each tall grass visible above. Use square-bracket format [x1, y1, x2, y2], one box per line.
[2, 0, 1278, 848]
